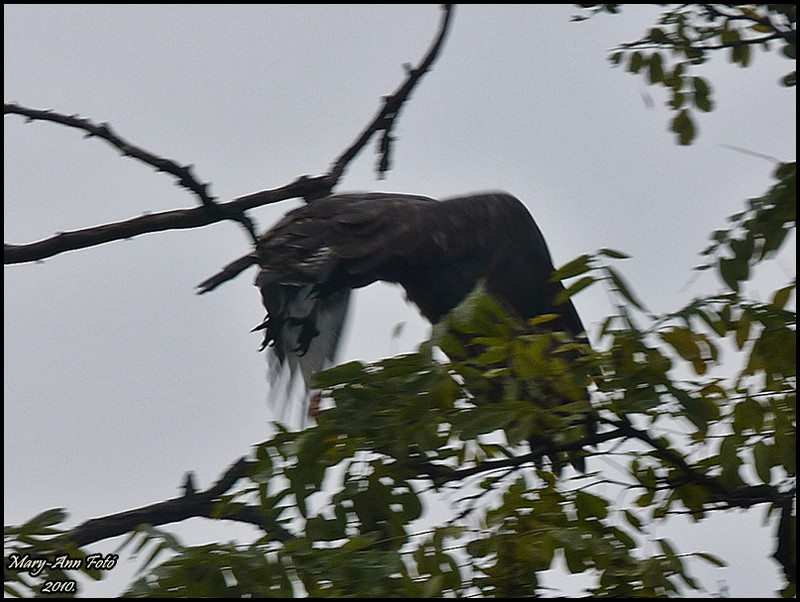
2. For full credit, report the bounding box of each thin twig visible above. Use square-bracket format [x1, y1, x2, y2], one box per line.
[416, 427, 626, 484]
[3, 103, 218, 209]
[327, 4, 455, 184]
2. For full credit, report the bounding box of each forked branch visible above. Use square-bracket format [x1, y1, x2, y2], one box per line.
[4, 5, 454, 265]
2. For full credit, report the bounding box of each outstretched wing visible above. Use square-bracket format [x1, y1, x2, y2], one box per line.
[297, 191, 584, 335]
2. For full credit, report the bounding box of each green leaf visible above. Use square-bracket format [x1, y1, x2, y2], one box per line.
[605, 266, 646, 310]
[733, 397, 764, 433]
[623, 509, 643, 532]
[692, 76, 713, 112]
[772, 284, 794, 309]
[658, 538, 677, 559]
[718, 435, 745, 487]
[660, 327, 699, 362]
[635, 489, 655, 508]
[692, 551, 728, 568]
[721, 28, 740, 47]
[719, 256, 748, 292]
[628, 51, 644, 73]
[648, 52, 664, 84]
[552, 254, 593, 280]
[598, 248, 631, 259]
[732, 40, 752, 67]
[735, 312, 751, 349]
[649, 27, 669, 44]
[527, 313, 559, 327]
[753, 441, 773, 484]
[555, 275, 595, 305]
[22, 507, 67, 531]
[575, 490, 609, 520]
[674, 388, 719, 433]
[306, 515, 346, 541]
[311, 361, 365, 388]
[695, 308, 727, 337]
[670, 109, 696, 145]
[563, 544, 588, 574]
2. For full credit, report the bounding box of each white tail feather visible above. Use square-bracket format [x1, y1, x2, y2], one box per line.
[266, 288, 351, 428]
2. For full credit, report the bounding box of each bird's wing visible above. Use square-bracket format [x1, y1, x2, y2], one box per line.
[299, 191, 560, 325]
[257, 192, 441, 281]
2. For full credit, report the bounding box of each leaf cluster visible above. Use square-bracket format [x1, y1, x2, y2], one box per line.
[4, 509, 103, 598]
[698, 161, 796, 293]
[578, 4, 796, 143]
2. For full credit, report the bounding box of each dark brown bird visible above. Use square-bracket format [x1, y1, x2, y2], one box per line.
[198, 191, 585, 417]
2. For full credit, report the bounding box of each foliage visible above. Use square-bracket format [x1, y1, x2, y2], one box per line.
[577, 4, 796, 144]
[4, 509, 103, 598]
[699, 160, 796, 292]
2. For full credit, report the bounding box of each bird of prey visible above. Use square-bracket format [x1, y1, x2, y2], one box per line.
[198, 191, 585, 422]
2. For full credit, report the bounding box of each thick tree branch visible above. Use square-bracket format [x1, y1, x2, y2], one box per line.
[56, 458, 292, 550]
[3, 5, 454, 265]
[29, 413, 794, 591]
[32, 427, 624, 551]
[3, 174, 331, 265]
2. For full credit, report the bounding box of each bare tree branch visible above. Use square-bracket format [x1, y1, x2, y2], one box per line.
[3, 4, 454, 265]
[327, 3, 454, 183]
[3, 174, 331, 265]
[57, 458, 293, 549]
[3, 104, 218, 209]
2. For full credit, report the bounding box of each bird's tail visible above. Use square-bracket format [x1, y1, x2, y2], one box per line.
[255, 278, 351, 426]
[198, 254, 350, 426]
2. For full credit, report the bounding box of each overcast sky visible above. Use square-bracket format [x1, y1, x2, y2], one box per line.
[4, 4, 796, 597]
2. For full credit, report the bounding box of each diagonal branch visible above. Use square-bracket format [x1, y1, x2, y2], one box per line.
[39, 412, 795, 590]
[3, 104, 218, 210]
[3, 5, 455, 265]
[58, 458, 293, 549]
[327, 3, 454, 184]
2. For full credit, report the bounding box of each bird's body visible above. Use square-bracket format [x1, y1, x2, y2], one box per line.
[199, 191, 584, 410]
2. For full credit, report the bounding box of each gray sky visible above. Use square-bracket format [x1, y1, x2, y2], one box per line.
[4, 4, 796, 597]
